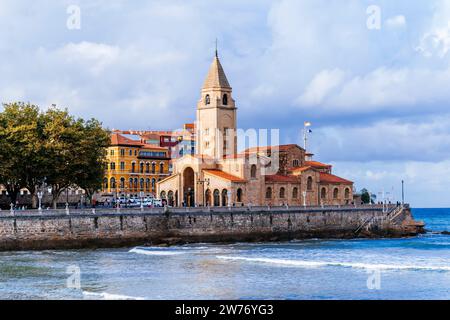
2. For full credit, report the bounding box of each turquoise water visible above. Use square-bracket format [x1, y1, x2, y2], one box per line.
[0, 208, 449, 300]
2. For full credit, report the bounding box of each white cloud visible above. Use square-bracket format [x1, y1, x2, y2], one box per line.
[311, 114, 450, 163]
[416, 22, 450, 58]
[333, 160, 450, 207]
[297, 69, 346, 106]
[56, 42, 120, 75]
[385, 15, 406, 29]
[295, 66, 450, 116]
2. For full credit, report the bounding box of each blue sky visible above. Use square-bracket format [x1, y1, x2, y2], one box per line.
[1, 0, 450, 207]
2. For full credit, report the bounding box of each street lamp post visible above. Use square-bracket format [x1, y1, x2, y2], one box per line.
[65, 188, 69, 212]
[37, 191, 43, 211]
[302, 191, 307, 207]
[197, 178, 210, 207]
[401, 180, 405, 206]
[140, 191, 144, 210]
[303, 121, 312, 151]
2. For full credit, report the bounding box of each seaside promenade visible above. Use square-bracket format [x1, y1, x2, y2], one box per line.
[0, 204, 425, 251]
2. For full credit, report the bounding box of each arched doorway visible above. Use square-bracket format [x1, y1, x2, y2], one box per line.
[183, 167, 195, 207]
[221, 189, 228, 207]
[213, 189, 220, 207]
[205, 189, 212, 207]
[168, 191, 174, 207]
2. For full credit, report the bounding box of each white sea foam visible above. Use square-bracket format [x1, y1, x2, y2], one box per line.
[129, 248, 185, 256]
[216, 256, 450, 272]
[83, 291, 145, 300]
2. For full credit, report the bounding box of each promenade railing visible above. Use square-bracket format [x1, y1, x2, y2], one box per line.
[0, 203, 403, 218]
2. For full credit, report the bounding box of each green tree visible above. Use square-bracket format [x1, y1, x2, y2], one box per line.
[0, 102, 110, 209]
[72, 119, 110, 204]
[0, 102, 46, 207]
[361, 188, 371, 204]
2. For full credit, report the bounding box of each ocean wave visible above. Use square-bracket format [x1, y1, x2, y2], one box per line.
[216, 256, 450, 272]
[129, 248, 185, 256]
[83, 291, 145, 300]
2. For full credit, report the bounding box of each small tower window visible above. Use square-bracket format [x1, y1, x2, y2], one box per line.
[250, 165, 257, 179]
[223, 94, 228, 105]
[205, 94, 211, 105]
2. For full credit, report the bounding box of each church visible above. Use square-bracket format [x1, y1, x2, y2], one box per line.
[157, 52, 353, 207]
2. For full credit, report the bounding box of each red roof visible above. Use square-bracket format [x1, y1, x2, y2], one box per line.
[203, 170, 246, 183]
[243, 144, 303, 154]
[141, 144, 168, 151]
[110, 134, 168, 151]
[291, 166, 314, 173]
[110, 133, 143, 146]
[319, 173, 353, 185]
[305, 161, 332, 169]
[265, 175, 300, 183]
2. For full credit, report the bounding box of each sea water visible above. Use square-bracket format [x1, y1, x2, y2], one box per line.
[0, 208, 449, 300]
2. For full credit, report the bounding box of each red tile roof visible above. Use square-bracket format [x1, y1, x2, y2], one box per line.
[141, 144, 168, 151]
[305, 161, 332, 169]
[291, 166, 314, 173]
[203, 170, 246, 183]
[243, 144, 303, 154]
[319, 173, 353, 185]
[265, 175, 300, 183]
[110, 133, 143, 146]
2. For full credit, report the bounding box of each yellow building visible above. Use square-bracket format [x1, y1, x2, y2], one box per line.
[102, 133, 170, 198]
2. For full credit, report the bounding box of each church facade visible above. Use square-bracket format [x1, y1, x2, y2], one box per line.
[157, 53, 353, 207]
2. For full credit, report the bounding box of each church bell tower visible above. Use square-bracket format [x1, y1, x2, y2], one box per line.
[196, 51, 237, 159]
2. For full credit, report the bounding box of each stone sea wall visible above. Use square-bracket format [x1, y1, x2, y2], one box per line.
[0, 206, 424, 251]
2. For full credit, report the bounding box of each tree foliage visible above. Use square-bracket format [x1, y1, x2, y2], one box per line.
[0, 102, 110, 208]
[360, 188, 371, 204]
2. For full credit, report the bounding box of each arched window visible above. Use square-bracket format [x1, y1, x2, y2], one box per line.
[160, 191, 166, 199]
[250, 165, 257, 179]
[223, 94, 228, 105]
[146, 163, 150, 173]
[160, 163, 164, 173]
[152, 163, 156, 174]
[321, 187, 327, 199]
[237, 188, 243, 203]
[222, 189, 228, 206]
[213, 189, 220, 206]
[140, 178, 144, 190]
[266, 187, 272, 199]
[110, 178, 116, 190]
[152, 178, 156, 191]
[146, 178, 150, 191]
[131, 162, 136, 173]
[103, 178, 108, 190]
[129, 178, 133, 190]
[333, 188, 339, 199]
[140, 162, 144, 173]
[307, 177, 313, 191]
[205, 189, 212, 207]
[292, 187, 298, 199]
[168, 191, 174, 207]
[279, 187, 286, 199]
[134, 178, 138, 190]
[120, 177, 125, 189]
[345, 188, 350, 199]
[205, 94, 211, 105]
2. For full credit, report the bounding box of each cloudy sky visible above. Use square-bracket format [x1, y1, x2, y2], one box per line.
[1, 0, 450, 207]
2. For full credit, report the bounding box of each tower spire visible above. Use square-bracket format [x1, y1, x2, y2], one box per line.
[215, 38, 218, 58]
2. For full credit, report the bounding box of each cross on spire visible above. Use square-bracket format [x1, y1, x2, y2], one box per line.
[215, 38, 218, 58]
